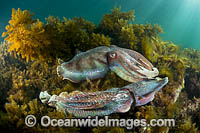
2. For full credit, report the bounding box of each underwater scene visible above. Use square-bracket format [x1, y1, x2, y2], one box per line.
[0, 0, 200, 132]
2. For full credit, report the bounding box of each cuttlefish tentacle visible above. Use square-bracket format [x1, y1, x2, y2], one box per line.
[110, 45, 154, 71]
[116, 51, 148, 78]
[107, 51, 144, 82]
[111, 45, 158, 75]
[121, 77, 168, 106]
[108, 57, 142, 82]
[57, 46, 111, 83]
[107, 46, 159, 82]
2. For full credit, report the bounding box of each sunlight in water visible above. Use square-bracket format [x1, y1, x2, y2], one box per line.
[184, 0, 200, 8]
[189, 0, 200, 4]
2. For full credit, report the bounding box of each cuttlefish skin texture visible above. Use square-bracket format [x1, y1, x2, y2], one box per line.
[57, 45, 159, 83]
[122, 77, 168, 106]
[57, 46, 111, 83]
[39, 77, 168, 118]
[42, 88, 133, 117]
[108, 45, 159, 82]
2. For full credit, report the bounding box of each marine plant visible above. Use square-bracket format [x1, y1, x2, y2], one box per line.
[184, 68, 200, 99]
[0, 7, 199, 132]
[2, 8, 111, 62]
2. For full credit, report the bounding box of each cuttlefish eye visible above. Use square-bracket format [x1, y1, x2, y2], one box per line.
[109, 52, 117, 59]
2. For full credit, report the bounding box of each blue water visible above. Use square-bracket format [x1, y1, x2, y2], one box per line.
[0, 0, 199, 50]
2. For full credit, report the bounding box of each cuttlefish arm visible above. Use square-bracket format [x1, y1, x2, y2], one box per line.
[108, 45, 159, 82]
[134, 92, 155, 107]
[111, 45, 154, 71]
[121, 77, 168, 106]
[57, 46, 111, 83]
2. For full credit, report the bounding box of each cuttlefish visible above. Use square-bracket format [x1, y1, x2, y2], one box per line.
[57, 45, 159, 83]
[57, 46, 111, 83]
[40, 88, 133, 117]
[107, 45, 159, 82]
[121, 77, 168, 106]
[39, 77, 168, 117]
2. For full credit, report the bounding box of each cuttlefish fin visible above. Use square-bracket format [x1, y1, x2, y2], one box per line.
[134, 91, 155, 106]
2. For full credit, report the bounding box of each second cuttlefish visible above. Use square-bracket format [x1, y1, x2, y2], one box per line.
[39, 77, 168, 117]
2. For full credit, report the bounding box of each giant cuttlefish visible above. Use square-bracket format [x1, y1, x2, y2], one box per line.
[57, 45, 159, 83]
[39, 77, 168, 117]
[57, 46, 111, 83]
[108, 45, 159, 82]
[121, 77, 168, 106]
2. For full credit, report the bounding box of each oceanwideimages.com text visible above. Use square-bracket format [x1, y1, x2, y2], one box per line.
[25, 115, 175, 129]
